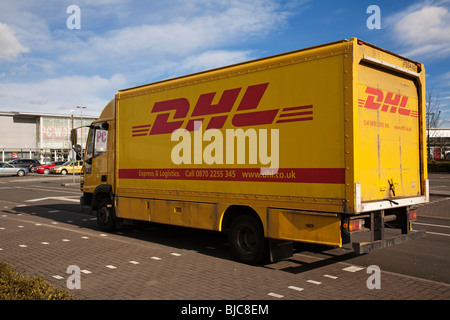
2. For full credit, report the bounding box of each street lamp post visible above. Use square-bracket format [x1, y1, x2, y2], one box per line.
[77, 106, 87, 148]
[71, 110, 75, 183]
[76, 106, 86, 183]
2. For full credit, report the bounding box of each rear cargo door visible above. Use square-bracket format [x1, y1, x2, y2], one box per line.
[356, 60, 421, 202]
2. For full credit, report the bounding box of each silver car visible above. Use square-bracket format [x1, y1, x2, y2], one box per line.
[0, 162, 29, 176]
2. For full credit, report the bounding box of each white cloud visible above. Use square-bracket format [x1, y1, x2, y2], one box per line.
[392, 5, 450, 58]
[0, 0, 292, 115]
[60, 0, 288, 66]
[0, 22, 29, 61]
[0, 74, 126, 115]
[178, 50, 254, 73]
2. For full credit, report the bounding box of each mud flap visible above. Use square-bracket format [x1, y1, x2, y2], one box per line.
[269, 239, 293, 262]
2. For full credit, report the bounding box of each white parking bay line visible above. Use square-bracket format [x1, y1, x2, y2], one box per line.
[268, 292, 284, 298]
[288, 286, 304, 292]
[343, 266, 364, 272]
[106, 265, 117, 269]
[307, 280, 322, 285]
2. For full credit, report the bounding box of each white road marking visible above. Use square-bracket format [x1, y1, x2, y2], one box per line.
[413, 222, 450, 229]
[324, 275, 338, 279]
[288, 286, 304, 292]
[343, 266, 364, 272]
[106, 265, 117, 269]
[307, 280, 322, 285]
[26, 196, 79, 203]
[426, 231, 450, 237]
[268, 292, 284, 298]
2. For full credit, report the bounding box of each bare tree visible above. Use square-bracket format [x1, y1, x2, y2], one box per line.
[426, 88, 442, 158]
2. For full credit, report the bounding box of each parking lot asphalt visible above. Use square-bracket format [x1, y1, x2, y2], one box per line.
[0, 174, 449, 305]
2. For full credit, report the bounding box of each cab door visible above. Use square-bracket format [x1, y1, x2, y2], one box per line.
[83, 124, 109, 194]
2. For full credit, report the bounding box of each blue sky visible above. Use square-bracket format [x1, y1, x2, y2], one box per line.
[0, 0, 449, 125]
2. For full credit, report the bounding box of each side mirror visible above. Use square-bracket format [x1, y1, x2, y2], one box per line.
[70, 129, 77, 146]
[73, 144, 82, 153]
[85, 158, 92, 165]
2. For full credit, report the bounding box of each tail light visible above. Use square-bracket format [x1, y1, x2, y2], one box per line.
[349, 219, 364, 232]
[409, 209, 418, 221]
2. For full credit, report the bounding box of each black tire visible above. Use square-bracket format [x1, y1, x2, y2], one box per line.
[97, 198, 116, 232]
[44, 168, 50, 174]
[228, 214, 268, 265]
[61, 169, 68, 175]
[17, 170, 25, 177]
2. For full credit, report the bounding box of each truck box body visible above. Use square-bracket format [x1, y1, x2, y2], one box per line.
[80, 38, 427, 263]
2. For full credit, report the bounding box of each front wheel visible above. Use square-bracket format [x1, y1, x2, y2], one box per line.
[17, 170, 25, 177]
[97, 198, 116, 232]
[228, 215, 268, 265]
[61, 169, 68, 175]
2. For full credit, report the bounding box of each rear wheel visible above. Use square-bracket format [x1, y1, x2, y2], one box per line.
[44, 168, 50, 174]
[228, 215, 268, 265]
[97, 198, 116, 232]
[61, 169, 68, 175]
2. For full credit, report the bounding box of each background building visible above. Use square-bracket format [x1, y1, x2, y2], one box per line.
[0, 111, 97, 163]
[427, 128, 450, 160]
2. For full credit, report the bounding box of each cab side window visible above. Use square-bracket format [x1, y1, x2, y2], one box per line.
[94, 129, 108, 157]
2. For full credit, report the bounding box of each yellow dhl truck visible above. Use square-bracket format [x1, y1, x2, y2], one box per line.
[76, 38, 428, 264]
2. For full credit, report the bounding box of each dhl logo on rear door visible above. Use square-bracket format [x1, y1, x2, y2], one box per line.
[132, 83, 313, 137]
[358, 86, 418, 118]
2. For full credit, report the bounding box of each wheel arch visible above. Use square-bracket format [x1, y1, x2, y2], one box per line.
[220, 205, 265, 234]
[92, 184, 113, 211]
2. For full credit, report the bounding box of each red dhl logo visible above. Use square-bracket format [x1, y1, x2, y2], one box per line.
[132, 83, 313, 137]
[358, 86, 418, 118]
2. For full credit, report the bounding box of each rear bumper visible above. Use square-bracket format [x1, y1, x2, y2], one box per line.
[352, 230, 426, 254]
[343, 205, 426, 254]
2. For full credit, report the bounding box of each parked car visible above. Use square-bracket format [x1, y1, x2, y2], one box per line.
[35, 161, 66, 174]
[8, 159, 41, 172]
[50, 160, 83, 175]
[0, 162, 29, 176]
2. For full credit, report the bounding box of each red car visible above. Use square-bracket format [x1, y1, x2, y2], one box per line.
[35, 161, 66, 174]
